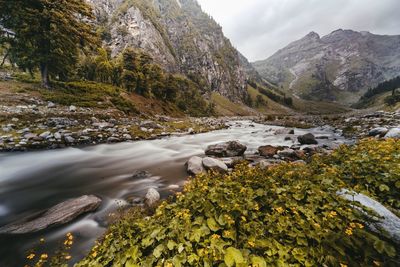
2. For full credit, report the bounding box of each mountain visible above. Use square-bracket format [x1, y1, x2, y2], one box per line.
[87, 0, 249, 102]
[252, 29, 400, 104]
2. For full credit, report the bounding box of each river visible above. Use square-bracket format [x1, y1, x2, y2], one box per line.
[0, 121, 348, 266]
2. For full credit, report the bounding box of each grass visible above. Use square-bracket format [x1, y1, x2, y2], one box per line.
[210, 92, 253, 116]
[246, 85, 290, 115]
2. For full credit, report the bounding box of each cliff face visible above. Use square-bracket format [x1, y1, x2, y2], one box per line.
[87, 0, 249, 102]
[253, 30, 400, 104]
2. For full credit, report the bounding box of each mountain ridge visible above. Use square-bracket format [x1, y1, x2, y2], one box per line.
[252, 29, 400, 104]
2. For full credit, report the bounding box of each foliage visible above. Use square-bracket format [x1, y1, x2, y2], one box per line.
[79, 47, 214, 117]
[39, 81, 138, 114]
[257, 86, 293, 107]
[384, 93, 400, 106]
[77, 139, 399, 267]
[0, 0, 98, 87]
[360, 76, 400, 100]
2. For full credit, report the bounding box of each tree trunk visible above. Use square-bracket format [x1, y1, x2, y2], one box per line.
[0, 50, 9, 67]
[40, 63, 50, 89]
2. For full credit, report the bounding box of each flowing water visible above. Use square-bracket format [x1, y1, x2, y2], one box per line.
[0, 121, 349, 266]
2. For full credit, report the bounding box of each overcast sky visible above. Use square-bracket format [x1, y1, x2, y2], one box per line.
[196, 0, 400, 62]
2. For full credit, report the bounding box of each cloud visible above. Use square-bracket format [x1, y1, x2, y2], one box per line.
[197, 0, 400, 61]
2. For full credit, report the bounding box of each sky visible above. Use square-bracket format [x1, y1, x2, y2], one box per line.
[196, 0, 400, 62]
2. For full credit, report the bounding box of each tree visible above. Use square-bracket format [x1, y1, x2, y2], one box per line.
[0, 0, 97, 88]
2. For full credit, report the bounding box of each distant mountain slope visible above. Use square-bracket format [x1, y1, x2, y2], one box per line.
[253, 29, 400, 105]
[87, 0, 249, 102]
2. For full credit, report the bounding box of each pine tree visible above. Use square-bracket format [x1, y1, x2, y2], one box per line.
[0, 0, 97, 88]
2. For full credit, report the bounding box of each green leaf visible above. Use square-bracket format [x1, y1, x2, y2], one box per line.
[379, 184, 390, 192]
[395, 181, 400, 189]
[153, 244, 164, 258]
[167, 240, 177, 250]
[224, 247, 244, 267]
[207, 217, 221, 232]
[250, 256, 267, 267]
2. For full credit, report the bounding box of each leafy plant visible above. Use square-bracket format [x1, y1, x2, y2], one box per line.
[77, 139, 399, 267]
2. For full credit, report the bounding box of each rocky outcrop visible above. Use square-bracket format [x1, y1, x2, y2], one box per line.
[253, 29, 400, 104]
[205, 141, 247, 157]
[0, 195, 102, 234]
[87, 0, 249, 102]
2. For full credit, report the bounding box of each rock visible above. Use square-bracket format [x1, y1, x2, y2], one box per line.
[274, 128, 295, 135]
[258, 145, 283, 157]
[47, 102, 56, 108]
[186, 156, 205, 175]
[54, 132, 62, 140]
[384, 128, 400, 139]
[92, 122, 114, 129]
[338, 189, 400, 244]
[132, 170, 152, 179]
[298, 133, 318, 145]
[0, 195, 101, 234]
[144, 188, 160, 208]
[39, 131, 51, 139]
[368, 127, 389, 137]
[69, 105, 77, 112]
[140, 120, 162, 129]
[277, 148, 297, 158]
[205, 141, 247, 157]
[202, 157, 228, 173]
[107, 137, 120, 143]
[64, 136, 75, 143]
[23, 133, 38, 140]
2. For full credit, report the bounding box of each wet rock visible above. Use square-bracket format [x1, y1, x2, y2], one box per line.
[258, 145, 283, 157]
[64, 136, 75, 144]
[368, 127, 389, 137]
[275, 128, 294, 135]
[132, 170, 152, 179]
[54, 132, 62, 140]
[338, 189, 400, 244]
[0, 195, 101, 234]
[186, 156, 205, 175]
[205, 141, 247, 157]
[202, 157, 228, 173]
[39, 131, 51, 139]
[144, 188, 160, 208]
[107, 137, 120, 143]
[298, 133, 318, 145]
[384, 128, 400, 139]
[277, 148, 297, 159]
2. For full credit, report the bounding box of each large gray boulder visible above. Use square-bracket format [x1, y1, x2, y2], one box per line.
[186, 156, 205, 175]
[202, 157, 228, 173]
[205, 141, 247, 157]
[384, 128, 400, 139]
[338, 189, 400, 244]
[0, 195, 102, 234]
[298, 133, 318, 145]
[144, 188, 160, 208]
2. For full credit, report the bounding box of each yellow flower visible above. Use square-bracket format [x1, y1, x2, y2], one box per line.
[26, 253, 35, 260]
[345, 228, 353, 236]
[340, 263, 348, 267]
[92, 251, 97, 258]
[241, 216, 247, 222]
[357, 223, 364, 229]
[328, 211, 337, 218]
[248, 241, 255, 247]
[314, 223, 321, 228]
[40, 254, 48, 260]
[211, 234, 220, 239]
[275, 207, 284, 213]
[65, 255, 72, 260]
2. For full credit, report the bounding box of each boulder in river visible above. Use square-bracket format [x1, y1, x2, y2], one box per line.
[144, 188, 160, 208]
[186, 156, 205, 175]
[202, 157, 228, 173]
[0, 195, 102, 234]
[132, 170, 152, 179]
[384, 128, 400, 139]
[258, 145, 283, 157]
[298, 133, 318, 145]
[205, 141, 247, 157]
[368, 127, 388, 137]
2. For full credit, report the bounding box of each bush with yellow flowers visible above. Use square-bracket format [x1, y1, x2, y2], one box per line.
[77, 139, 399, 267]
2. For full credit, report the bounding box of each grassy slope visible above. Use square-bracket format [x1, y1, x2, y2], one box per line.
[246, 86, 291, 115]
[210, 92, 256, 116]
[354, 90, 400, 111]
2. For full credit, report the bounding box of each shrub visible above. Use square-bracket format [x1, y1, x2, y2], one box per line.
[77, 139, 399, 267]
